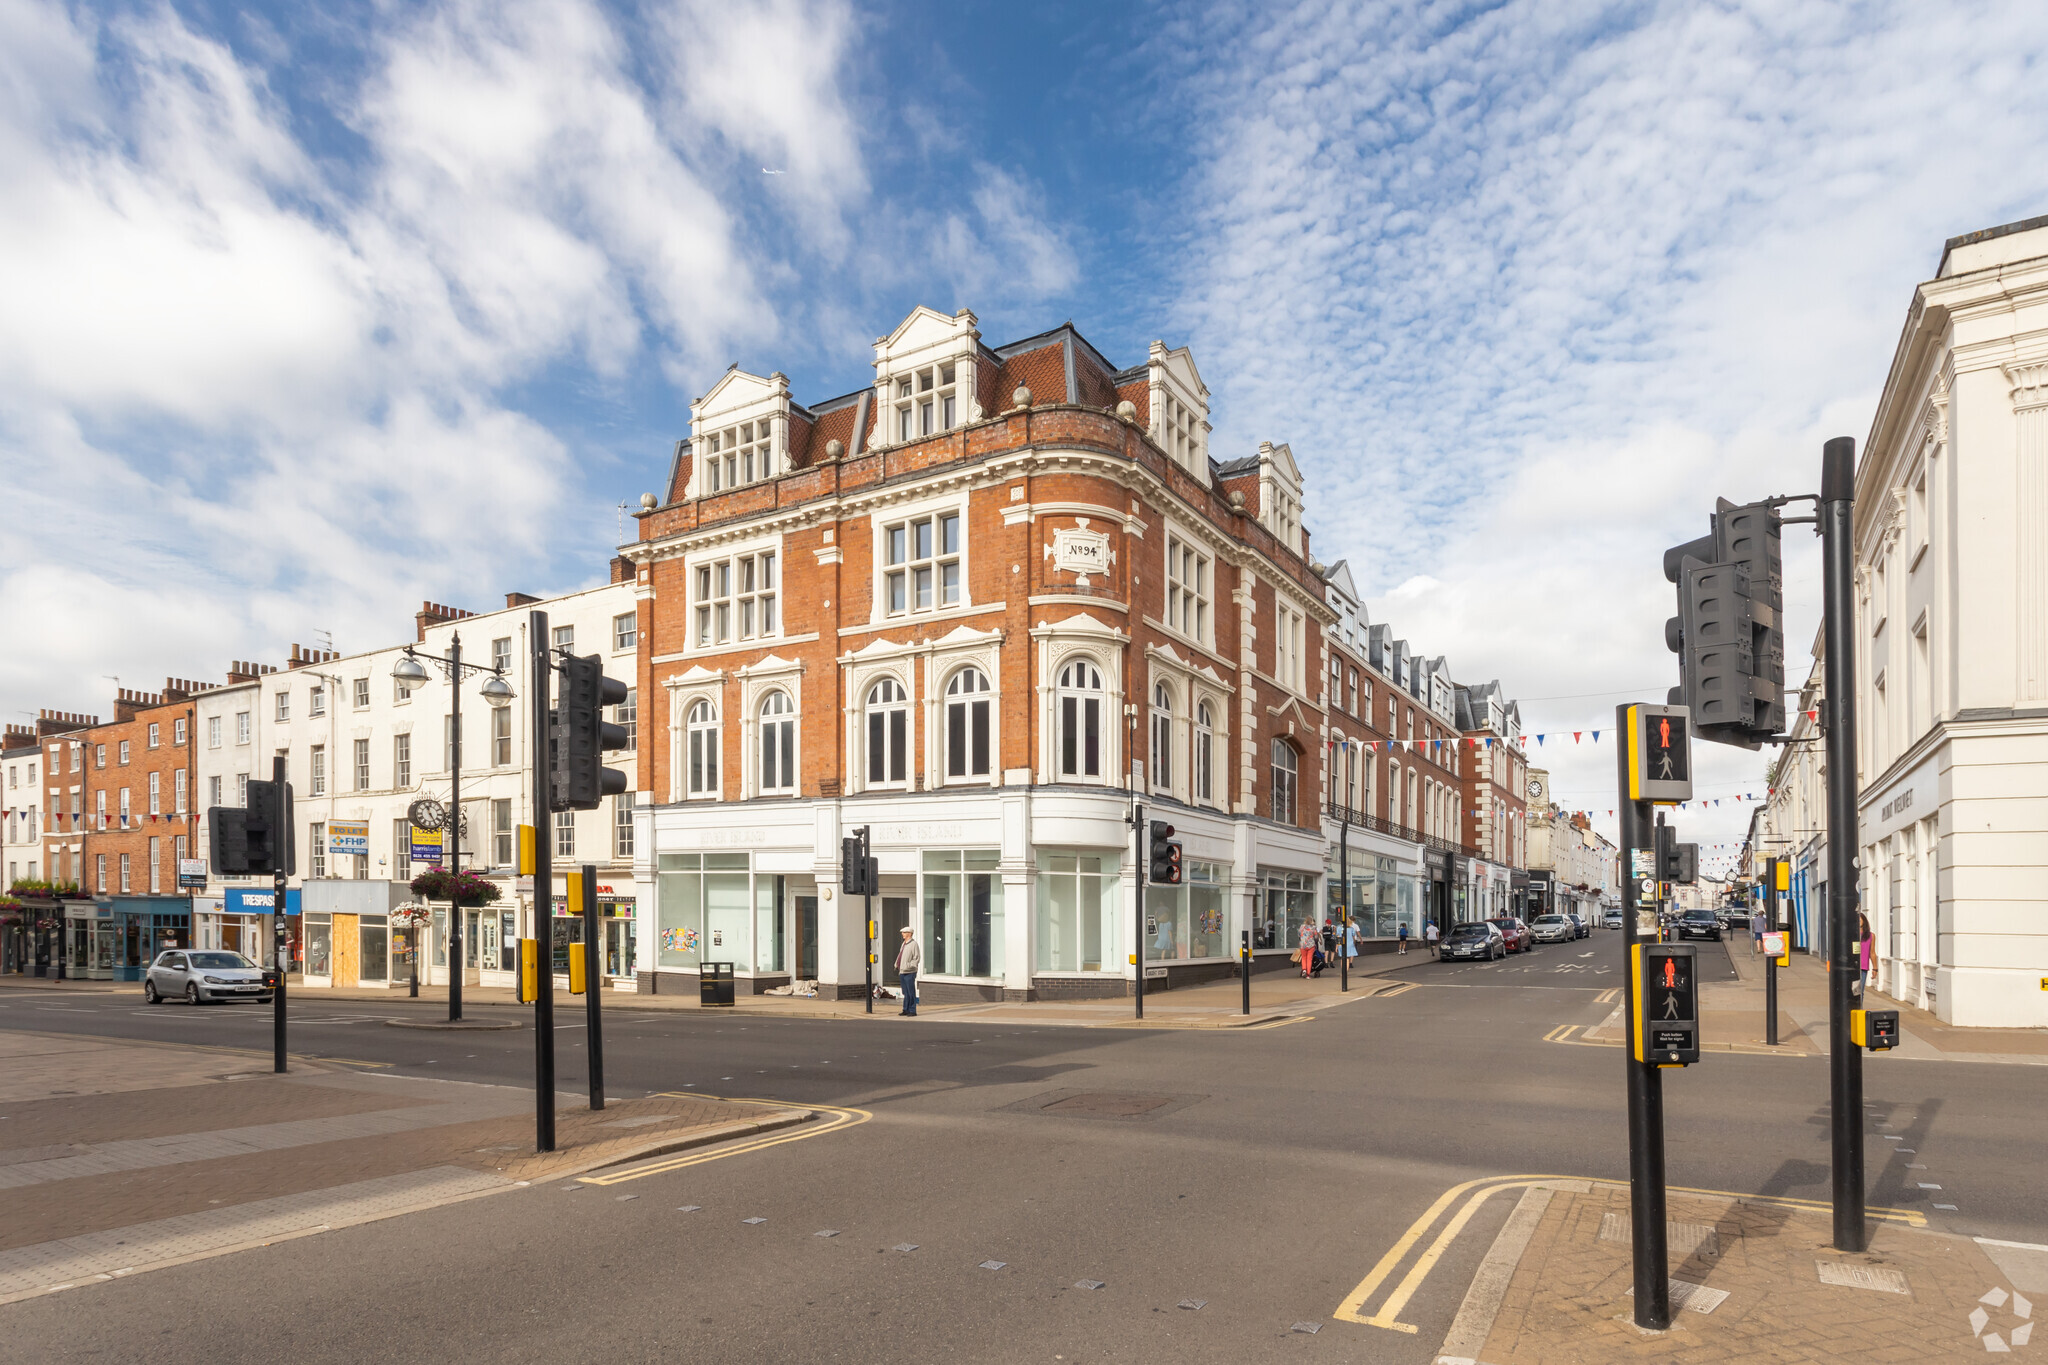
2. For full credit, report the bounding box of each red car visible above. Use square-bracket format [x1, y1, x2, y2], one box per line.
[1486, 916, 1532, 953]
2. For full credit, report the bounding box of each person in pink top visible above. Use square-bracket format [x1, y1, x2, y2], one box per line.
[1297, 919, 1317, 978]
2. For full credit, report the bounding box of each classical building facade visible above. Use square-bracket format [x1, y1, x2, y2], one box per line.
[1853, 214, 2048, 1027]
[623, 309, 1335, 1000]
[187, 585, 641, 989]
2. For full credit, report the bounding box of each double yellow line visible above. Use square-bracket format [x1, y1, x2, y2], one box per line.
[577, 1097, 870, 1185]
[1333, 1172, 1928, 1334]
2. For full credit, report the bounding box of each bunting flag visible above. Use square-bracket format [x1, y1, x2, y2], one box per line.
[1573, 732, 1582, 743]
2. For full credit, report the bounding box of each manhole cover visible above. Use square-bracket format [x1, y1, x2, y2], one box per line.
[1817, 1261, 1909, 1294]
[1043, 1093, 1174, 1118]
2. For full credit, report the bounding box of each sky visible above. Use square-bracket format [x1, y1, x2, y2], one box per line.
[3, 0, 2045, 866]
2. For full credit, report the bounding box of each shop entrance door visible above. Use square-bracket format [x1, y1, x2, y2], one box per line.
[795, 896, 818, 979]
[605, 917, 636, 979]
[880, 897, 909, 985]
[463, 910, 483, 986]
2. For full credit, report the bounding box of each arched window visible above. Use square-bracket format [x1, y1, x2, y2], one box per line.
[944, 668, 991, 779]
[686, 700, 720, 798]
[758, 691, 795, 794]
[865, 678, 908, 784]
[1194, 701, 1214, 805]
[1150, 683, 1173, 790]
[1270, 739, 1298, 824]
[1055, 661, 1104, 779]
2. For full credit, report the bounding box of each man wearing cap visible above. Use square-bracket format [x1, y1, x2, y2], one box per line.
[895, 924, 921, 1017]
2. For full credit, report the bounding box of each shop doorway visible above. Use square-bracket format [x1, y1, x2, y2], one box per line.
[463, 910, 484, 986]
[880, 896, 909, 985]
[795, 896, 818, 979]
[605, 917, 636, 979]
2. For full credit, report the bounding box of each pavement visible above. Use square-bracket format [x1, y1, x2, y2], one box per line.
[1433, 1178, 2047, 1363]
[0, 949, 1428, 1027]
[0, 930, 2042, 1364]
[0, 1029, 812, 1306]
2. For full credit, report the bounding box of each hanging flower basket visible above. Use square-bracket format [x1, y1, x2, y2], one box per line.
[408, 869, 501, 907]
[390, 902, 432, 928]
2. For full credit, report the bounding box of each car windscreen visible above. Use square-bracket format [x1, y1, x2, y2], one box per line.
[1533, 916, 1567, 924]
[187, 952, 256, 969]
[1447, 926, 1489, 940]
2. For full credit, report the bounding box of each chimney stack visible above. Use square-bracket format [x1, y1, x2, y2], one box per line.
[416, 601, 476, 641]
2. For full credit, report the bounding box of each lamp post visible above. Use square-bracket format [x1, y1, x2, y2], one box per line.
[393, 632, 513, 1023]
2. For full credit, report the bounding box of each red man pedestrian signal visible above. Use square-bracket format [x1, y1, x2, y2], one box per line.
[1627, 704, 1693, 803]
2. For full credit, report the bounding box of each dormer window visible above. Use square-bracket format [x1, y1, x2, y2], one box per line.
[894, 365, 958, 442]
[703, 421, 773, 493]
[1161, 392, 1201, 466]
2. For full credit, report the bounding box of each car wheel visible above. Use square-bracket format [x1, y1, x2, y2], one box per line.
[143, 980, 160, 1005]
[186, 983, 202, 1006]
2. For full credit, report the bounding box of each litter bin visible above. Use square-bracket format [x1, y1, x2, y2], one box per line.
[700, 961, 736, 1007]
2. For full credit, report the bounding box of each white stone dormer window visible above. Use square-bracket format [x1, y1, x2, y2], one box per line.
[871, 307, 982, 450]
[702, 421, 773, 492]
[892, 364, 960, 443]
[1147, 341, 1211, 481]
[688, 369, 790, 499]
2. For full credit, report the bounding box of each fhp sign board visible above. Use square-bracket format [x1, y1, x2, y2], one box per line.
[1625, 704, 1693, 803]
[329, 820, 370, 857]
[410, 826, 444, 867]
[1632, 942, 1700, 1065]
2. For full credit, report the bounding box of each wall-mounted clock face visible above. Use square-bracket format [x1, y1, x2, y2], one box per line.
[1527, 779, 1544, 797]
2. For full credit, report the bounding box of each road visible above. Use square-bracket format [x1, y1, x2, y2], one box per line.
[2, 937, 2042, 1363]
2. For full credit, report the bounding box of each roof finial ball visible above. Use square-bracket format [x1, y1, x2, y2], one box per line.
[639, 492, 657, 511]
[825, 438, 845, 461]
[1229, 490, 1246, 510]
[1013, 385, 1032, 409]
[1116, 400, 1137, 422]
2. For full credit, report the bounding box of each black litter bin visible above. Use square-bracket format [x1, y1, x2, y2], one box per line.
[700, 962, 736, 1007]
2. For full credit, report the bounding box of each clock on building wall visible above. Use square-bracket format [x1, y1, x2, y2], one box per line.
[1527, 778, 1544, 799]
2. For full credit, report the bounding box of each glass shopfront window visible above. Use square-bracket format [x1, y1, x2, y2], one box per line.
[1147, 860, 1229, 961]
[921, 850, 1004, 979]
[305, 914, 333, 978]
[657, 853, 781, 972]
[1036, 851, 1119, 972]
[359, 914, 389, 983]
[1257, 868, 1317, 951]
[1327, 855, 1403, 937]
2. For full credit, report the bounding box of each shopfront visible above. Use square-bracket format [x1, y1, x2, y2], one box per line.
[69, 896, 192, 981]
[222, 886, 301, 977]
[548, 879, 639, 986]
[1326, 847, 1417, 944]
[300, 881, 412, 989]
[647, 853, 808, 996]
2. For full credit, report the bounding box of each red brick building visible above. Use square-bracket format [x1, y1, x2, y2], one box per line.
[624, 309, 1335, 1000]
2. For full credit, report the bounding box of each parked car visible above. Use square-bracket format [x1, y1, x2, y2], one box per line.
[1486, 916, 1532, 953]
[1440, 922, 1507, 962]
[144, 950, 272, 1005]
[1529, 913, 1576, 944]
[1676, 909, 1723, 942]
[1565, 913, 1591, 939]
[1603, 908, 1624, 930]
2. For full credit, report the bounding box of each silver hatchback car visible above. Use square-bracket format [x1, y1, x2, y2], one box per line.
[144, 950, 272, 1005]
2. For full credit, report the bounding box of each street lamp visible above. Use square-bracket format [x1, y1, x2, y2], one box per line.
[393, 631, 512, 1022]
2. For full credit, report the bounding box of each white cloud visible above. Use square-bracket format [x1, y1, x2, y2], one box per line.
[1167, 0, 2048, 854]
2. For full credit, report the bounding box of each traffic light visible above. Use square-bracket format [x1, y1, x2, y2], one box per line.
[1148, 820, 1182, 885]
[1652, 823, 1697, 885]
[1633, 943, 1700, 1065]
[1663, 499, 1785, 749]
[840, 833, 877, 897]
[552, 653, 630, 811]
[210, 780, 296, 876]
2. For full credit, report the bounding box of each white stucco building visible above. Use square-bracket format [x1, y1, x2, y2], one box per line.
[191, 583, 640, 990]
[1855, 214, 2048, 1027]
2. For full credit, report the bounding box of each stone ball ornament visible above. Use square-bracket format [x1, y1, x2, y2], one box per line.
[1013, 386, 1032, 408]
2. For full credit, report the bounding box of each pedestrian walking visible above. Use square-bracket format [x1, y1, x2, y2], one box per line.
[1425, 920, 1440, 958]
[1297, 919, 1318, 978]
[1343, 916, 1360, 962]
[896, 924, 921, 1017]
[1397, 920, 1410, 955]
[1751, 907, 1767, 953]
[1856, 912, 1874, 998]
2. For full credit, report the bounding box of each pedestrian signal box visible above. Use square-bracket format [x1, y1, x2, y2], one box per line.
[1852, 1008, 1899, 1052]
[1632, 942, 1700, 1066]
[1626, 704, 1693, 804]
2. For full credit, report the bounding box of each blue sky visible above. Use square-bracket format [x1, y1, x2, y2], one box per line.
[4, 0, 2046, 862]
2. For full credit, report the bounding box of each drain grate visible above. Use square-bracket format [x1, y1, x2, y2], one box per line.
[1598, 1213, 1722, 1257]
[1043, 1093, 1174, 1118]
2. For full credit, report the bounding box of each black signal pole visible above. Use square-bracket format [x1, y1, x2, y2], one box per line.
[1240, 929, 1251, 1015]
[1133, 801, 1145, 1022]
[1616, 705, 1669, 1331]
[530, 610, 556, 1152]
[271, 754, 289, 1075]
[1339, 739, 1352, 993]
[861, 826, 873, 1016]
[581, 862, 604, 1111]
[1820, 435, 1866, 1252]
[1765, 858, 1781, 1047]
